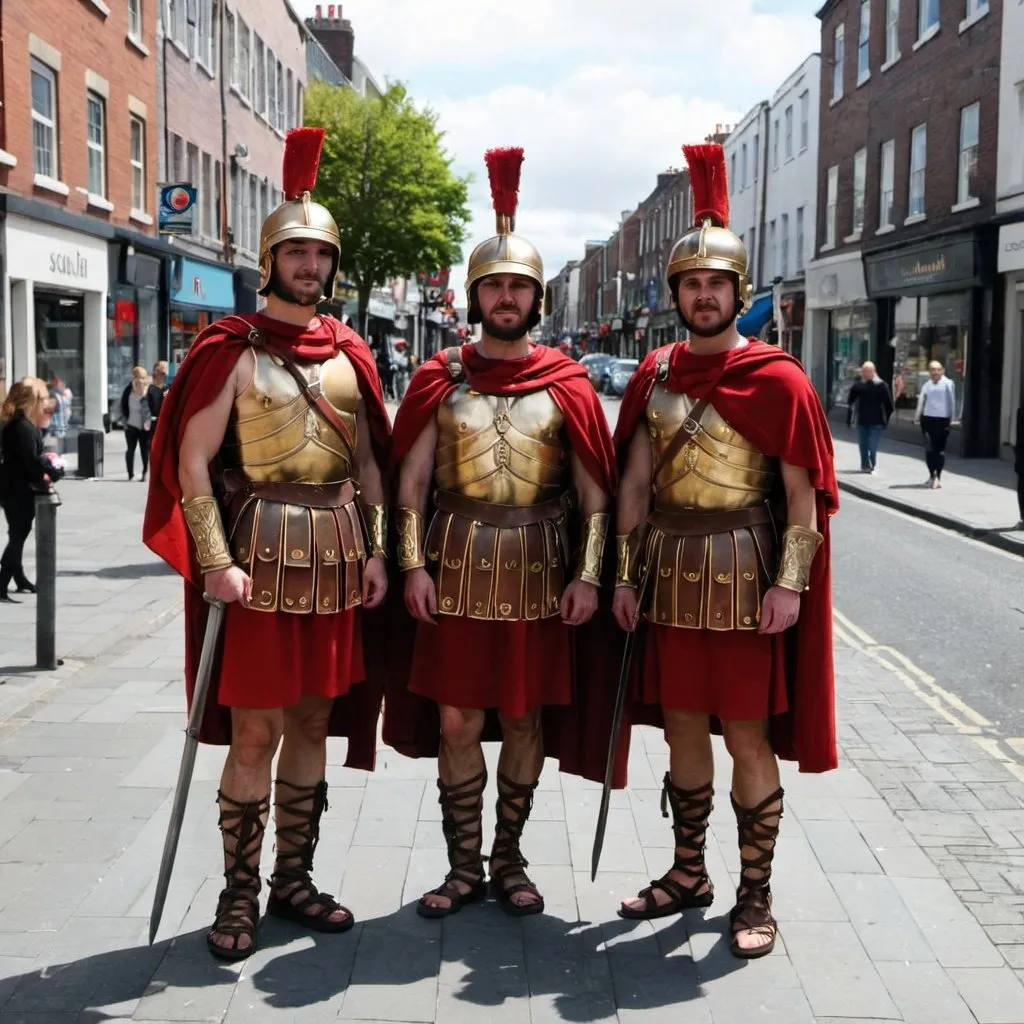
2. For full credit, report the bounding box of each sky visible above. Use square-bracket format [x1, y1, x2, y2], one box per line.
[294, 1, 822, 298]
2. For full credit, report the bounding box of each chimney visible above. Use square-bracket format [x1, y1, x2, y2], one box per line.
[315, 4, 321, 17]
[328, 4, 335, 18]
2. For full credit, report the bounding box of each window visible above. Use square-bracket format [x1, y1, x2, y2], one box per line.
[741, 143, 748, 189]
[825, 165, 839, 247]
[187, 142, 200, 231]
[86, 92, 105, 197]
[781, 213, 789, 279]
[267, 50, 278, 128]
[730, 152, 737, 192]
[201, 152, 213, 236]
[296, 83, 304, 125]
[213, 158, 222, 239]
[31, 59, 58, 179]
[170, 0, 190, 53]
[886, 0, 900, 63]
[957, 103, 979, 204]
[286, 69, 295, 129]
[234, 16, 251, 99]
[768, 220, 776, 280]
[832, 24, 844, 101]
[784, 105, 794, 160]
[753, 134, 760, 181]
[170, 132, 183, 181]
[879, 139, 895, 227]
[130, 116, 146, 212]
[853, 147, 867, 234]
[799, 92, 809, 151]
[772, 119, 779, 168]
[796, 207, 805, 272]
[254, 36, 266, 115]
[248, 175, 258, 251]
[909, 123, 927, 217]
[918, 0, 939, 39]
[965, 0, 988, 17]
[749, 227, 757, 283]
[276, 61, 285, 133]
[128, 0, 142, 40]
[858, 1, 871, 81]
[198, 0, 217, 70]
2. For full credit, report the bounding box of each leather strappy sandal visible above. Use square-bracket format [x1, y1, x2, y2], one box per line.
[488, 772, 544, 918]
[267, 779, 354, 933]
[620, 775, 715, 920]
[729, 787, 784, 960]
[207, 791, 269, 962]
[418, 769, 488, 919]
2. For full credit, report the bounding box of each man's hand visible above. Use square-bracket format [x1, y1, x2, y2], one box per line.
[758, 586, 801, 634]
[560, 579, 598, 626]
[205, 565, 251, 605]
[404, 566, 437, 624]
[361, 556, 387, 609]
[612, 585, 639, 632]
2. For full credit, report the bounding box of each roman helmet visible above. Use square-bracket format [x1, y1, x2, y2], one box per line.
[465, 147, 545, 327]
[258, 127, 341, 299]
[666, 143, 752, 321]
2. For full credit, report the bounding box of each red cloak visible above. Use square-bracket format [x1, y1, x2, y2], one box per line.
[382, 344, 621, 785]
[143, 312, 392, 771]
[612, 340, 839, 774]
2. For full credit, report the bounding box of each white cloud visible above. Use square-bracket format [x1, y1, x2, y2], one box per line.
[295, 0, 821, 297]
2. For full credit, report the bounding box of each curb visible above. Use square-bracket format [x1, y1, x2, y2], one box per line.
[838, 479, 1024, 558]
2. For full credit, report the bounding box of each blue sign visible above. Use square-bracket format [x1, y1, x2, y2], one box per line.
[646, 278, 660, 311]
[159, 184, 198, 234]
[171, 257, 235, 310]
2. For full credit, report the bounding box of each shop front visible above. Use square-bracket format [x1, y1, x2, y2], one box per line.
[865, 229, 999, 456]
[804, 250, 873, 413]
[997, 220, 1024, 459]
[169, 257, 235, 373]
[3, 214, 108, 431]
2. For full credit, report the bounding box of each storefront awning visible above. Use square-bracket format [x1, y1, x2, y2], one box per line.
[737, 293, 773, 336]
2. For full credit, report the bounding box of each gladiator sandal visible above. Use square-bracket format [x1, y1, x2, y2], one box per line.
[267, 779, 354, 933]
[207, 791, 269, 962]
[729, 787, 784, 960]
[417, 769, 488, 919]
[488, 772, 544, 917]
[620, 774, 714, 920]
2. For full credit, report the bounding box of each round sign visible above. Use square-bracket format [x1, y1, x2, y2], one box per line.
[167, 187, 192, 211]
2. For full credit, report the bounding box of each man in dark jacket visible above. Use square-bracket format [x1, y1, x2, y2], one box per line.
[846, 361, 894, 473]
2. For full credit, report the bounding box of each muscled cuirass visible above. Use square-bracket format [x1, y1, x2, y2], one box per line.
[646, 384, 775, 512]
[434, 386, 568, 504]
[221, 347, 359, 484]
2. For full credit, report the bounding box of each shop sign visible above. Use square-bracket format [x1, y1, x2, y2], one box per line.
[997, 221, 1024, 274]
[158, 184, 198, 235]
[170, 257, 234, 310]
[806, 252, 868, 309]
[5, 215, 108, 292]
[865, 237, 977, 296]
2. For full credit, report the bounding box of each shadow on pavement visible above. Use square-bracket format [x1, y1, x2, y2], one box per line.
[58, 562, 174, 580]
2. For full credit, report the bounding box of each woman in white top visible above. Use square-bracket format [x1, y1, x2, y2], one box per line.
[914, 361, 956, 489]
[119, 366, 155, 482]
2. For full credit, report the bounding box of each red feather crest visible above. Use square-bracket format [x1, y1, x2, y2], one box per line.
[283, 127, 326, 200]
[484, 147, 524, 227]
[683, 143, 730, 229]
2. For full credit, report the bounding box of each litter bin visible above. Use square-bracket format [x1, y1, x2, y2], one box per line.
[76, 428, 105, 478]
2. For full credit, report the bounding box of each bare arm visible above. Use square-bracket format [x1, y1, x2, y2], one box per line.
[780, 460, 816, 530]
[178, 355, 243, 499]
[354, 401, 384, 504]
[570, 453, 608, 516]
[396, 416, 438, 514]
[617, 425, 652, 536]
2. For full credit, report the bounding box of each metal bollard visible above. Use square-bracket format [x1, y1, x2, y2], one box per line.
[35, 489, 62, 670]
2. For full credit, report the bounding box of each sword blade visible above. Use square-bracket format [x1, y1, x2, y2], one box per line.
[148, 596, 225, 945]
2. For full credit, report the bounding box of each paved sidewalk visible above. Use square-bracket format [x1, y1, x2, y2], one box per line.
[831, 426, 1024, 557]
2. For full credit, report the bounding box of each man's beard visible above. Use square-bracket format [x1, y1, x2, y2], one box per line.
[269, 270, 326, 307]
[481, 310, 529, 343]
[683, 298, 737, 338]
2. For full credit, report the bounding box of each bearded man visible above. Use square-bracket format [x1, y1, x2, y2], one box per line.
[384, 148, 617, 919]
[611, 143, 839, 958]
[144, 128, 391, 960]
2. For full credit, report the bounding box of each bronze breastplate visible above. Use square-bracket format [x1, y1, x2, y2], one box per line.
[434, 385, 568, 505]
[222, 348, 359, 485]
[646, 383, 775, 512]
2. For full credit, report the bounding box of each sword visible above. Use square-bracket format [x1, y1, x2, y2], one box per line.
[148, 594, 226, 945]
[590, 551, 653, 881]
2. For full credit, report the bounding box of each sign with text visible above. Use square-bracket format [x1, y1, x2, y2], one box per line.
[865, 237, 978, 296]
[158, 184, 198, 234]
[998, 221, 1024, 274]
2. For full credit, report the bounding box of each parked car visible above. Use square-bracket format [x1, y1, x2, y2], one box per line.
[579, 353, 616, 393]
[606, 359, 640, 398]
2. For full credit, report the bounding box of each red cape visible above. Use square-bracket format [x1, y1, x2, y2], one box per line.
[382, 343, 621, 784]
[143, 312, 392, 769]
[613, 340, 839, 774]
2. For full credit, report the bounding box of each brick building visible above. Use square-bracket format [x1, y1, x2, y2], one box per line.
[0, 0, 161, 428]
[813, 0, 1003, 456]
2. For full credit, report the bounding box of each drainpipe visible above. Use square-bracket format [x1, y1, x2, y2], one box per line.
[219, 0, 230, 264]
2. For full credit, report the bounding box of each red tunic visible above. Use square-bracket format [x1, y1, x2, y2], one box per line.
[613, 340, 840, 773]
[383, 344, 619, 781]
[143, 313, 391, 771]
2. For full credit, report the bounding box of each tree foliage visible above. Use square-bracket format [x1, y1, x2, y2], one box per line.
[305, 81, 471, 331]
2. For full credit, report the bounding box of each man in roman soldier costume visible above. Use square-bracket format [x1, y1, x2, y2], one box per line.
[144, 128, 391, 960]
[385, 148, 617, 919]
[611, 143, 838, 958]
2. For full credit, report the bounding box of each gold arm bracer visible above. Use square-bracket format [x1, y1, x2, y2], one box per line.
[615, 530, 641, 589]
[181, 495, 234, 574]
[395, 506, 425, 571]
[575, 512, 610, 586]
[364, 503, 388, 560]
[774, 524, 823, 593]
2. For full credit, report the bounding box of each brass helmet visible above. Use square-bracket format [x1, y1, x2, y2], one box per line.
[666, 143, 752, 313]
[466, 148, 544, 324]
[258, 127, 341, 299]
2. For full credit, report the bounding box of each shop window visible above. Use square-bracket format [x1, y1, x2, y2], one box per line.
[36, 293, 85, 427]
[130, 116, 146, 212]
[918, 0, 939, 40]
[86, 91, 106, 197]
[828, 305, 873, 408]
[879, 139, 895, 227]
[858, 0, 871, 82]
[885, 0, 900, 63]
[908, 123, 927, 218]
[31, 58, 58, 179]
[957, 103, 979, 205]
[832, 23, 844, 102]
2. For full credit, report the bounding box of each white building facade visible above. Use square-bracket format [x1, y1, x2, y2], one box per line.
[722, 102, 769, 292]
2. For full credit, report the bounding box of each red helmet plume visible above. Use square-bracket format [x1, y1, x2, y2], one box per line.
[282, 127, 326, 200]
[484, 147, 525, 231]
[682, 143, 730, 229]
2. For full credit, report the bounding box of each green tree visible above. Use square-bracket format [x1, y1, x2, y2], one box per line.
[305, 80, 471, 334]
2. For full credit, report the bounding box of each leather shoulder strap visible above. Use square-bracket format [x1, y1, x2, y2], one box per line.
[442, 346, 466, 383]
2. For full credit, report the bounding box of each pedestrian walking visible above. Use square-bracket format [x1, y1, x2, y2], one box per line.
[914, 360, 956, 489]
[149, 361, 169, 424]
[120, 366, 155, 481]
[846, 361, 894, 473]
[46, 376, 73, 453]
[0, 378, 65, 602]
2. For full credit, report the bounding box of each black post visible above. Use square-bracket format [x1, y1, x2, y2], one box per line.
[35, 490, 61, 670]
